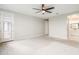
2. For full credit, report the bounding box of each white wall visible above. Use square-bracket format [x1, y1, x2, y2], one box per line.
[0, 10, 45, 42]
[49, 12, 79, 40]
[14, 13, 45, 40]
[45, 21, 49, 35]
[49, 14, 67, 39]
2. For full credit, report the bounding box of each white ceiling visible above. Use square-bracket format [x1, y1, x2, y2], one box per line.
[0, 4, 79, 19]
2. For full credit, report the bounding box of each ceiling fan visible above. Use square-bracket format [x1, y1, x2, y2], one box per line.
[32, 4, 55, 14]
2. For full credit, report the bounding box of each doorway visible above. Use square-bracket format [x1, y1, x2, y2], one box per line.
[3, 21, 12, 41]
[2, 14, 13, 42]
[45, 19, 49, 35]
[68, 14, 79, 42]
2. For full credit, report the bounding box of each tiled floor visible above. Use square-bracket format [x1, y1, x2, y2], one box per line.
[0, 36, 79, 55]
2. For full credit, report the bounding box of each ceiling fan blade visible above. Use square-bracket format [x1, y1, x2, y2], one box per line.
[46, 7, 55, 10]
[46, 10, 52, 13]
[36, 11, 41, 13]
[32, 8, 40, 10]
[42, 13, 44, 15]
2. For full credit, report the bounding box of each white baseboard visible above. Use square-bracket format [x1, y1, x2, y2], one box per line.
[49, 36, 67, 40]
[13, 34, 45, 41]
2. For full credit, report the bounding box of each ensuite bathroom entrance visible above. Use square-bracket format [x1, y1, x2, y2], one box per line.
[68, 14, 79, 42]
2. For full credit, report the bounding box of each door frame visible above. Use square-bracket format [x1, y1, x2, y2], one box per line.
[67, 16, 70, 40]
[3, 21, 12, 40]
